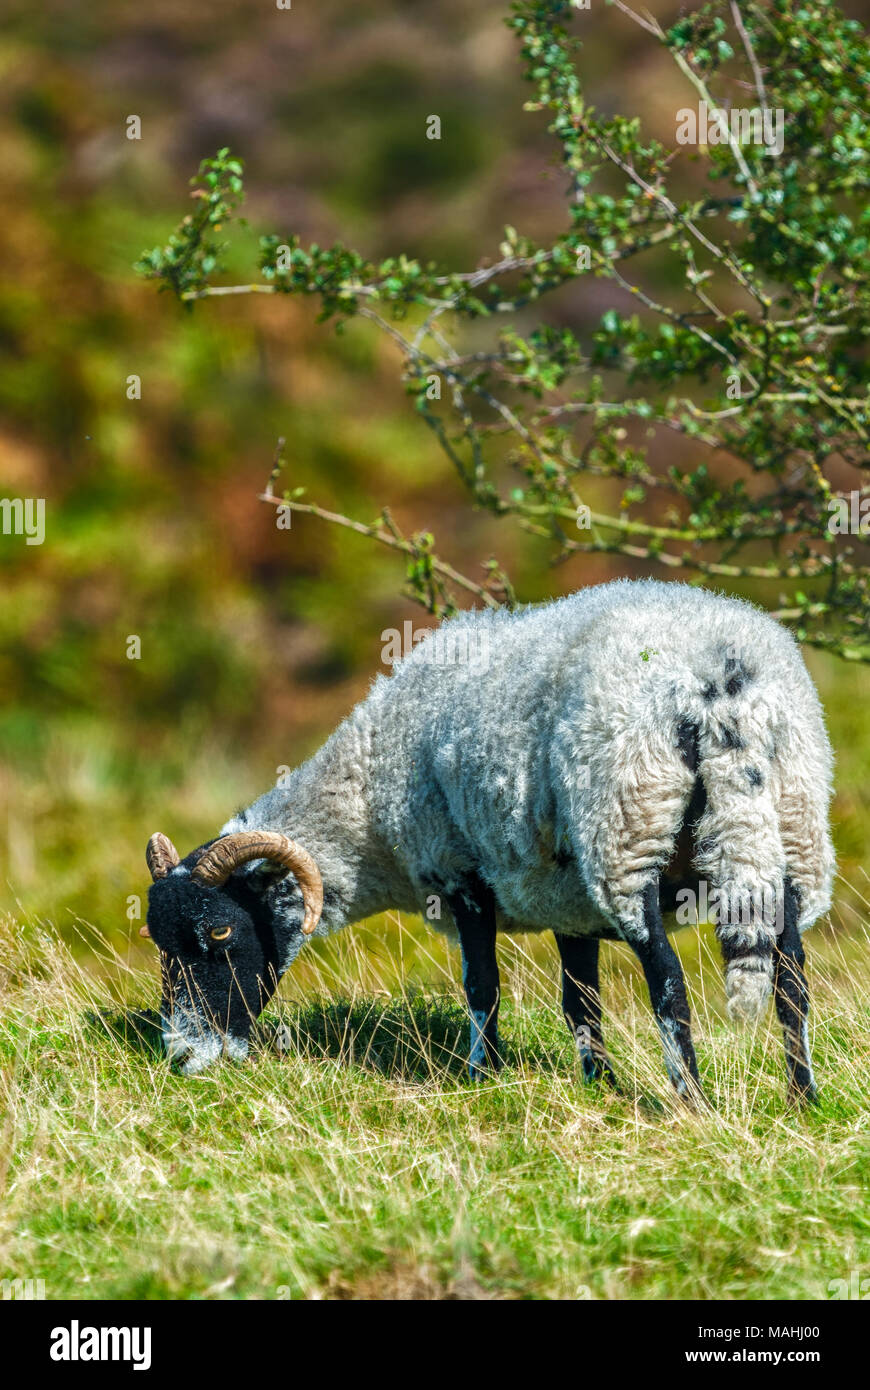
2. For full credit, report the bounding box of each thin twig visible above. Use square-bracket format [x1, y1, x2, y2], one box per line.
[730, 0, 770, 117]
[258, 493, 501, 609]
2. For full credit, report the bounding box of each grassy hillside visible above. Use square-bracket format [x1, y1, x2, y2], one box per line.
[2, 904, 868, 1301]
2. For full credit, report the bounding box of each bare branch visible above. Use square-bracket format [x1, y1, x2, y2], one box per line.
[729, 0, 770, 117]
[258, 493, 501, 610]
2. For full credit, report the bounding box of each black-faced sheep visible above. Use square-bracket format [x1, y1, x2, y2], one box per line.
[143, 579, 834, 1103]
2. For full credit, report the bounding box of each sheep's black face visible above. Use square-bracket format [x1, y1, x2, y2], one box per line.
[146, 873, 280, 1075]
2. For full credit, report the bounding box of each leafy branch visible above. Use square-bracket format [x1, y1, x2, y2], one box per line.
[137, 1, 870, 659]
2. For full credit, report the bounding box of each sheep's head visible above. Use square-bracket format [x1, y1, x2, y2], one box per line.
[142, 831, 323, 1075]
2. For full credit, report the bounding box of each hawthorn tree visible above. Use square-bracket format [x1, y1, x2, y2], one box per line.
[137, 0, 869, 660]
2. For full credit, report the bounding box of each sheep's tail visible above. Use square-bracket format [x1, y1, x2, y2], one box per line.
[686, 655, 788, 1024]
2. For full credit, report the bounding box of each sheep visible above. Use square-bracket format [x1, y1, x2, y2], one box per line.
[142, 577, 834, 1103]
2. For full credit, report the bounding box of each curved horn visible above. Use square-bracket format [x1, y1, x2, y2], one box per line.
[146, 832, 180, 882]
[192, 831, 324, 936]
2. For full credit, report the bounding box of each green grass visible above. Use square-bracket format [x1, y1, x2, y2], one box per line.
[2, 901, 869, 1300]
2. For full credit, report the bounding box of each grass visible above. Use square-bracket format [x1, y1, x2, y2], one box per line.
[2, 895, 869, 1300]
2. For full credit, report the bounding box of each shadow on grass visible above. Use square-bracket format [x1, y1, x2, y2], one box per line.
[259, 998, 671, 1111]
[254, 992, 589, 1087]
[82, 995, 666, 1111]
[84, 1007, 165, 1061]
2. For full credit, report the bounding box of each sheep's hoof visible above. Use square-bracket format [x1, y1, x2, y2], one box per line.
[468, 1049, 504, 1083]
[468, 1067, 502, 1084]
[581, 1058, 617, 1089]
[675, 1077, 712, 1112]
[786, 1082, 819, 1110]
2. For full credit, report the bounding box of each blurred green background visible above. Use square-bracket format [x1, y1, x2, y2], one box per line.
[0, 0, 867, 953]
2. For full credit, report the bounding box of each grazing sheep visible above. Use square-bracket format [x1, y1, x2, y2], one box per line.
[143, 578, 834, 1103]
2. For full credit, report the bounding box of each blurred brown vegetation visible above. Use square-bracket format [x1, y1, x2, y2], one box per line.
[0, 0, 867, 940]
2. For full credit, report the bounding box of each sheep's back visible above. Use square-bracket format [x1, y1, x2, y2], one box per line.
[365, 580, 833, 933]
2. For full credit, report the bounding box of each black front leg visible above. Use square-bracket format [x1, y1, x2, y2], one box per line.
[448, 875, 502, 1081]
[774, 878, 818, 1106]
[631, 879, 703, 1102]
[554, 933, 616, 1086]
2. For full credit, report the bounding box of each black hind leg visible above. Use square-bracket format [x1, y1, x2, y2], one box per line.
[774, 878, 818, 1105]
[630, 879, 704, 1103]
[554, 934, 616, 1086]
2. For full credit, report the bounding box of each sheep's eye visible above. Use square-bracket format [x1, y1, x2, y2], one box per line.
[210, 925, 233, 942]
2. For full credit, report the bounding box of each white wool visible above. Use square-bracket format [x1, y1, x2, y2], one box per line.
[223, 580, 835, 1007]
[725, 955, 774, 1023]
